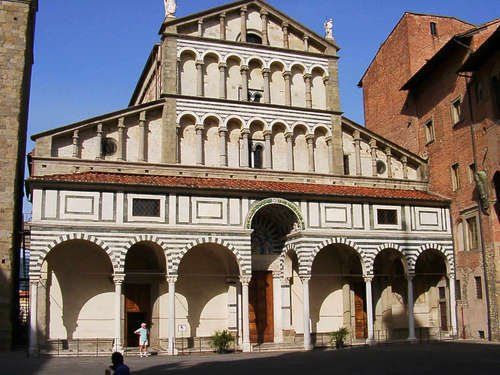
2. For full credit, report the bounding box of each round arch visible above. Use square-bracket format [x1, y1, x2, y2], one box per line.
[202, 50, 222, 62]
[366, 243, 409, 276]
[312, 123, 332, 137]
[223, 114, 245, 128]
[177, 111, 200, 125]
[245, 198, 305, 231]
[32, 232, 115, 274]
[310, 237, 367, 275]
[224, 53, 243, 65]
[411, 243, 453, 276]
[171, 237, 248, 276]
[269, 120, 291, 133]
[178, 47, 200, 60]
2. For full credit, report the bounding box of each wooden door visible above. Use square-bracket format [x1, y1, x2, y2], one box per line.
[353, 283, 368, 339]
[249, 272, 274, 343]
[124, 284, 151, 346]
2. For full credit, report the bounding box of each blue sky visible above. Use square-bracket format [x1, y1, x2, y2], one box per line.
[28, 0, 498, 148]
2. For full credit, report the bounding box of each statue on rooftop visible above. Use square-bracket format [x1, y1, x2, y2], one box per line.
[324, 18, 334, 39]
[164, 0, 177, 18]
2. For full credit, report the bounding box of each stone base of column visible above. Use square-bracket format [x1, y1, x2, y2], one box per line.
[407, 336, 417, 343]
[168, 348, 179, 355]
[242, 342, 252, 352]
[113, 341, 123, 353]
[365, 338, 376, 346]
[304, 342, 314, 350]
[28, 345, 39, 357]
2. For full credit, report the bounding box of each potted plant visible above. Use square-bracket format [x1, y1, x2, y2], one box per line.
[330, 327, 349, 349]
[210, 330, 235, 354]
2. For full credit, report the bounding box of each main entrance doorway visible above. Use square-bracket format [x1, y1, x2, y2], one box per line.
[125, 284, 151, 347]
[249, 271, 274, 343]
[352, 282, 368, 339]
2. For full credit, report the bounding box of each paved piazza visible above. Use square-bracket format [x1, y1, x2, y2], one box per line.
[3, 343, 499, 374]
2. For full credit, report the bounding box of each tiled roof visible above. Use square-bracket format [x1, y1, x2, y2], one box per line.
[29, 172, 448, 203]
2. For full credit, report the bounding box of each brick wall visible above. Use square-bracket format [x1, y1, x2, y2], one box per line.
[0, 0, 36, 350]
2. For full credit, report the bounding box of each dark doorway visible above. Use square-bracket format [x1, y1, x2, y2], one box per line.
[352, 282, 368, 339]
[124, 284, 151, 347]
[249, 271, 274, 343]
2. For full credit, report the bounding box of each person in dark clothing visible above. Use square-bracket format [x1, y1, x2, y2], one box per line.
[105, 352, 130, 375]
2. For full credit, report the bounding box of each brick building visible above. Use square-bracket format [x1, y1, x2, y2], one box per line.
[0, 0, 37, 350]
[359, 14, 499, 340]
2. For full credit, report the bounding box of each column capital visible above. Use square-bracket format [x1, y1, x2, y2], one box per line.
[323, 76, 330, 84]
[198, 18, 204, 25]
[369, 138, 377, 149]
[385, 146, 392, 156]
[240, 5, 248, 14]
[96, 122, 103, 133]
[284, 131, 293, 140]
[363, 275, 374, 283]
[300, 275, 311, 282]
[447, 273, 456, 280]
[401, 156, 408, 164]
[303, 35, 310, 41]
[113, 273, 125, 284]
[195, 60, 204, 67]
[29, 274, 41, 284]
[218, 62, 227, 70]
[118, 117, 125, 129]
[241, 128, 250, 136]
[240, 64, 249, 72]
[303, 73, 312, 81]
[167, 275, 178, 284]
[139, 110, 147, 122]
[240, 275, 252, 286]
[195, 123, 204, 132]
[263, 130, 272, 138]
[305, 134, 315, 144]
[260, 9, 269, 17]
[262, 67, 271, 75]
[282, 70, 292, 79]
[353, 129, 361, 140]
[218, 127, 228, 134]
[281, 22, 289, 30]
[219, 12, 226, 19]
[281, 277, 291, 286]
[325, 136, 333, 145]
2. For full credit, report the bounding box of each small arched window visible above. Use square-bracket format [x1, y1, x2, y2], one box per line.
[246, 33, 263, 44]
[253, 144, 263, 169]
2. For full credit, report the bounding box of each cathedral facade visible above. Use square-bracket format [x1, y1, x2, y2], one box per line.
[28, 0, 457, 354]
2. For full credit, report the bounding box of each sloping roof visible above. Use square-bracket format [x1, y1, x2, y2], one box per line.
[459, 26, 500, 71]
[29, 172, 449, 203]
[160, 0, 339, 50]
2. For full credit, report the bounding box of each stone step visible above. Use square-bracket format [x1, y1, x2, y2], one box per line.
[252, 342, 305, 352]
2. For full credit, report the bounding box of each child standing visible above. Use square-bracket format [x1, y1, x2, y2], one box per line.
[134, 323, 149, 357]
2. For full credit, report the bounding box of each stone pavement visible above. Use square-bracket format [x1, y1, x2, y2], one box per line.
[2, 342, 499, 374]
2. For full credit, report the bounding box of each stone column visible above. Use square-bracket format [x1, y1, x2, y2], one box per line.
[96, 123, 103, 160]
[449, 274, 458, 337]
[385, 147, 393, 179]
[283, 71, 292, 106]
[197, 19, 203, 37]
[219, 13, 226, 40]
[240, 129, 250, 167]
[226, 278, 238, 335]
[72, 130, 80, 158]
[354, 130, 362, 176]
[326, 136, 334, 173]
[282, 22, 289, 48]
[168, 276, 178, 355]
[241, 275, 251, 352]
[364, 276, 375, 344]
[195, 124, 204, 165]
[303, 36, 310, 52]
[29, 278, 39, 355]
[240, 65, 249, 101]
[273, 273, 283, 343]
[240, 6, 247, 42]
[261, 10, 269, 45]
[302, 276, 312, 350]
[304, 73, 312, 109]
[264, 130, 272, 169]
[113, 274, 125, 351]
[262, 68, 271, 104]
[285, 132, 294, 171]
[138, 111, 147, 162]
[281, 278, 292, 332]
[219, 62, 227, 99]
[370, 138, 378, 177]
[401, 156, 408, 180]
[196, 60, 204, 97]
[407, 274, 416, 341]
[219, 127, 228, 167]
[306, 135, 315, 172]
[117, 117, 126, 161]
